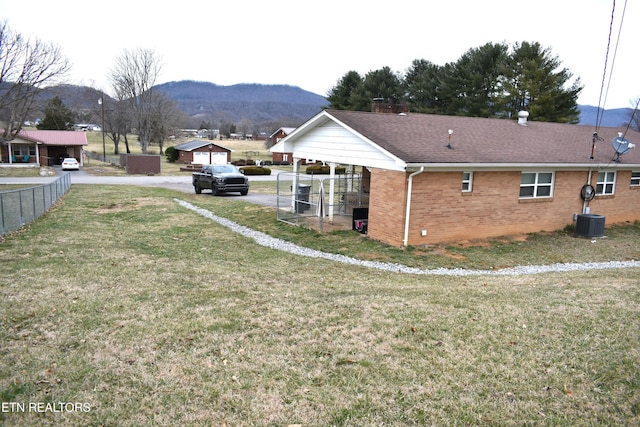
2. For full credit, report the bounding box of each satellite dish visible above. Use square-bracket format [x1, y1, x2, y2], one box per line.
[612, 133, 636, 162]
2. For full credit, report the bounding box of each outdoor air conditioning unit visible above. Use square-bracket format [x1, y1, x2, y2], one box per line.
[575, 214, 605, 238]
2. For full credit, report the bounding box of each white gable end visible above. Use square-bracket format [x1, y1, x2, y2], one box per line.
[290, 120, 405, 170]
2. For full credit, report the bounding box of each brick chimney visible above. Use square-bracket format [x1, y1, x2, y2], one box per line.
[372, 98, 409, 114]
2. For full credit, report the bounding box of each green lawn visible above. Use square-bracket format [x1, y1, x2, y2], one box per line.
[0, 185, 638, 426]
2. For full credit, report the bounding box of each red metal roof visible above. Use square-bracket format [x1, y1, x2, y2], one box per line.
[15, 130, 88, 146]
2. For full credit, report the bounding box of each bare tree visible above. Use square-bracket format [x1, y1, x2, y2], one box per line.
[0, 21, 71, 140]
[630, 97, 640, 133]
[95, 94, 132, 155]
[109, 48, 161, 154]
[148, 92, 186, 154]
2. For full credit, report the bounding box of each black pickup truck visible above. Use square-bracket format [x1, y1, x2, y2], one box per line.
[192, 165, 249, 196]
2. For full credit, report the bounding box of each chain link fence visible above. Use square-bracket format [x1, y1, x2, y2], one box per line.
[275, 172, 368, 232]
[84, 150, 121, 165]
[0, 173, 71, 236]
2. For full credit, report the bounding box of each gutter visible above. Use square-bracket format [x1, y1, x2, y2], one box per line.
[403, 167, 424, 247]
[403, 162, 640, 170]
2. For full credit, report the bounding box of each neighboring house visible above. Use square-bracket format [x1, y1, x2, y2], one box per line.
[173, 140, 233, 165]
[196, 129, 220, 139]
[1, 130, 88, 167]
[268, 127, 295, 164]
[74, 123, 101, 132]
[270, 109, 640, 246]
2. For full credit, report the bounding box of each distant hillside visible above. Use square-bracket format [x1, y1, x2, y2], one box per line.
[578, 105, 634, 127]
[154, 81, 329, 124]
[28, 82, 634, 129]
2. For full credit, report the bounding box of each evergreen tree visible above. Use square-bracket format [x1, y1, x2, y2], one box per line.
[327, 71, 364, 110]
[404, 59, 444, 113]
[499, 41, 581, 123]
[440, 42, 508, 117]
[37, 96, 75, 130]
[356, 66, 405, 110]
[327, 41, 582, 123]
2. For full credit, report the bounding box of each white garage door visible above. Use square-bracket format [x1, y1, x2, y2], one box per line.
[210, 152, 228, 165]
[192, 151, 227, 165]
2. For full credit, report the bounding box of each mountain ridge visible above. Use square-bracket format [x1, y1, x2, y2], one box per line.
[153, 80, 329, 125]
[34, 81, 635, 129]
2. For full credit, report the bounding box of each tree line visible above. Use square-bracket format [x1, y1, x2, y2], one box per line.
[327, 41, 583, 124]
[0, 21, 185, 155]
[1, 21, 584, 157]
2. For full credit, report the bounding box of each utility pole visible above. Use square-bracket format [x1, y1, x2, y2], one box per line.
[98, 97, 106, 162]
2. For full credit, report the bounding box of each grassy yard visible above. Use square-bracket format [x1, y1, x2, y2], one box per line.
[85, 132, 275, 163]
[0, 185, 639, 426]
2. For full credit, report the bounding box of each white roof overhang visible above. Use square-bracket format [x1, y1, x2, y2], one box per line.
[270, 110, 408, 171]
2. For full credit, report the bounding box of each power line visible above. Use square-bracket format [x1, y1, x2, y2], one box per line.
[594, 0, 617, 133]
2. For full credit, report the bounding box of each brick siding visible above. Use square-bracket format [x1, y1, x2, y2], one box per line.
[367, 168, 640, 246]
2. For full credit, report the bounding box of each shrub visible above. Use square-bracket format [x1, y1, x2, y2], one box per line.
[305, 164, 347, 174]
[165, 146, 179, 163]
[240, 166, 272, 175]
[233, 159, 257, 166]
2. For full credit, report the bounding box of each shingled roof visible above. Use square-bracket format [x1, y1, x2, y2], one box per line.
[174, 140, 233, 152]
[325, 110, 640, 167]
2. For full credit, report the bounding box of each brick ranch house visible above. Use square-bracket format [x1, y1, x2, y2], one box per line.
[1, 130, 88, 167]
[173, 140, 233, 165]
[270, 109, 640, 247]
[268, 127, 295, 164]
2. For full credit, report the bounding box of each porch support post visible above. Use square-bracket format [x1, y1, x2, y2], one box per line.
[328, 162, 336, 222]
[8, 142, 13, 164]
[35, 143, 41, 166]
[291, 157, 301, 211]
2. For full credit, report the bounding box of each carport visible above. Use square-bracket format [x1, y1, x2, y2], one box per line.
[269, 110, 400, 231]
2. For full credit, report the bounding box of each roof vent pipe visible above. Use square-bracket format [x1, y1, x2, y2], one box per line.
[518, 111, 529, 126]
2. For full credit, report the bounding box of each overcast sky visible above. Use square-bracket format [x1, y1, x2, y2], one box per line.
[1, 0, 637, 109]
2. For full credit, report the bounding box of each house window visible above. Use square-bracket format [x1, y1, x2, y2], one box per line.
[519, 172, 553, 198]
[13, 145, 35, 156]
[462, 172, 473, 192]
[631, 171, 640, 187]
[596, 171, 616, 195]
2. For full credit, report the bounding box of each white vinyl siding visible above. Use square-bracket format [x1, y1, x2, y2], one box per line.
[291, 121, 404, 170]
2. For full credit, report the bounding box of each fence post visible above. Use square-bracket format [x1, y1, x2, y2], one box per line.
[0, 193, 5, 235]
[19, 190, 24, 226]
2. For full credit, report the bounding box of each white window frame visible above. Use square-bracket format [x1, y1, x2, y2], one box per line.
[630, 171, 640, 187]
[462, 171, 473, 192]
[519, 172, 554, 199]
[596, 171, 616, 195]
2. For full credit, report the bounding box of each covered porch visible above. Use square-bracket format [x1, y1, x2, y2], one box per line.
[274, 169, 370, 233]
[1, 140, 41, 167]
[1, 130, 88, 167]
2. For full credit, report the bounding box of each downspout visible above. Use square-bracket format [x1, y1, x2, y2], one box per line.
[403, 167, 425, 247]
